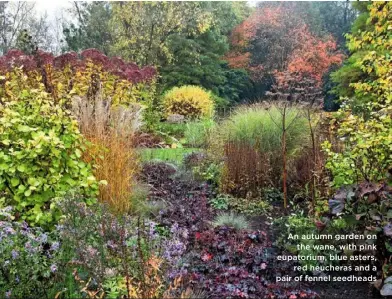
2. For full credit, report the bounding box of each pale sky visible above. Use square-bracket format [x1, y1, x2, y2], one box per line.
[32, 0, 258, 26]
[34, 0, 73, 24]
[34, 0, 258, 17]
[34, 0, 72, 15]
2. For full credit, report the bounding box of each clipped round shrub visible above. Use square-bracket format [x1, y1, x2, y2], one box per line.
[163, 85, 214, 119]
[0, 75, 99, 227]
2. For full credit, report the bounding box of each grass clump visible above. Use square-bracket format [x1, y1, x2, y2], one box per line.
[218, 103, 310, 197]
[139, 148, 200, 164]
[211, 212, 250, 230]
[73, 94, 141, 214]
[221, 104, 309, 154]
[184, 118, 215, 148]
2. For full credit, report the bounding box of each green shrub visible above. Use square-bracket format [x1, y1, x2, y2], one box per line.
[209, 194, 231, 210]
[190, 156, 223, 187]
[324, 2, 392, 187]
[157, 122, 187, 141]
[208, 193, 272, 215]
[210, 93, 230, 110]
[0, 83, 98, 227]
[163, 85, 214, 119]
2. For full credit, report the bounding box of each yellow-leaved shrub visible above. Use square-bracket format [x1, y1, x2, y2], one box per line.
[163, 85, 214, 119]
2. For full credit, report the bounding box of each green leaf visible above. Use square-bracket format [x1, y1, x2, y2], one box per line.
[17, 124, 32, 132]
[11, 177, 20, 187]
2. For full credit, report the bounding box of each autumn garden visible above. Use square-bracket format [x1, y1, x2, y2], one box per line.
[0, 1, 391, 298]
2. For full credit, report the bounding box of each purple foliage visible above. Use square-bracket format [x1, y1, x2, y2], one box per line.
[53, 51, 78, 69]
[173, 226, 318, 299]
[35, 50, 54, 66]
[0, 48, 156, 84]
[1, 49, 38, 72]
[139, 161, 214, 237]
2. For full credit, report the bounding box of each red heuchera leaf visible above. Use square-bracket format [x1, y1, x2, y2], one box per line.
[181, 226, 318, 298]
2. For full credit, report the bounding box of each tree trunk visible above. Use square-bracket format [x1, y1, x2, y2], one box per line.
[282, 104, 288, 209]
[308, 109, 316, 212]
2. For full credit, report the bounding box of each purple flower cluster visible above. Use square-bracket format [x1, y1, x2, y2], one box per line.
[11, 249, 19, 259]
[0, 207, 61, 282]
[55, 197, 191, 287]
[162, 222, 188, 265]
[0, 48, 156, 84]
[50, 264, 57, 273]
[51, 241, 60, 251]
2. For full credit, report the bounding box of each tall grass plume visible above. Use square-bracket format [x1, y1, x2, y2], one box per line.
[72, 92, 141, 213]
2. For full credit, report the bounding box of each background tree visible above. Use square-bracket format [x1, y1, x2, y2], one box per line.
[110, 2, 214, 66]
[0, 2, 59, 54]
[63, 2, 112, 54]
[311, 1, 358, 50]
[264, 25, 343, 209]
[0, 2, 34, 54]
[160, 2, 252, 104]
[227, 2, 356, 101]
[330, 2, 375, 112]
[15, 28, 37, 54]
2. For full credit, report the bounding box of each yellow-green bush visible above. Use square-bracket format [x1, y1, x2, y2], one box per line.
[163, 85, 214, 119]
[0, 71, 99, 227]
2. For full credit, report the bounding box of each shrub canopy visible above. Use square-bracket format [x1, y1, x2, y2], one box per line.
[0, 71, 98, 227]
[163, 85, 214, 119]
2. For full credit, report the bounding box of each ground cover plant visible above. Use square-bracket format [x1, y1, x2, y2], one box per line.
[0, 1, 391, 299]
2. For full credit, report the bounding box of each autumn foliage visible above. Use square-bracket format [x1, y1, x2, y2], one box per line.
[0, 49, 156, 105]
[282, 26, 344, 85]
[226, 3, 344, 86]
